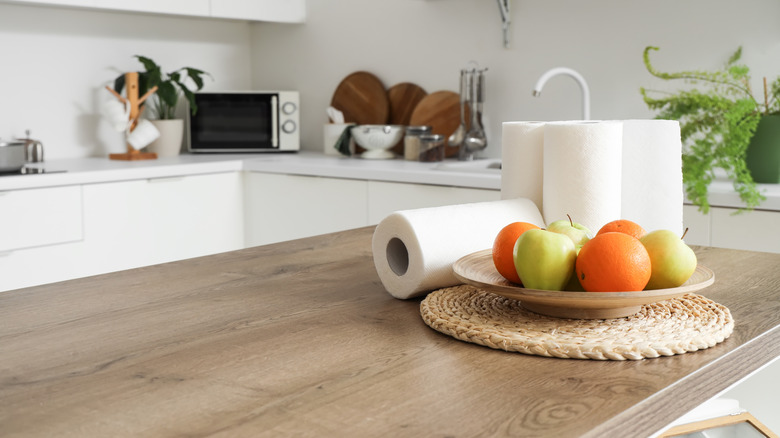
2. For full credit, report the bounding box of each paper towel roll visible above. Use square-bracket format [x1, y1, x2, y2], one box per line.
[501, 121, 545, 210]
[542, 121, 623, 233]
[372, 198, 544, 299]
[621, 120, 683, 235]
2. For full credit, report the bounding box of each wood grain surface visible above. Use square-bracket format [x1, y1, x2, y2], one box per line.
[1, 228, 780, 438]
[330, 71, 389, 126]
[387, 82, 427, 155]
[409, 90, 465, 158]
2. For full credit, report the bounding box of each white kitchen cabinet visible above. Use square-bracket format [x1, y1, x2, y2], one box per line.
[710, 207, 780, 253]
[0, 185, 87, 292]
[81, 172, 245, 274]
[2, 0, 210, 16]
[0, 185, 83, 253]
[682, 204, 711, 247]
[682, 205, 780, 253]
[243, 172, 368, 247]
[367, 180, 501, 224]
[210, 0, 305, 22]
[1, 0, 304, 22]
[0, 172, 243, 293]
[243, 173, 503, 247]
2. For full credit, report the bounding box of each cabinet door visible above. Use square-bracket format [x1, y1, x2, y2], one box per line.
[710, 207, 780, 253]
[0, 185, 85, 292]
[367, 180, 501, 224]
[209, 0, 305, 22]
[0, 185, 83, 253]
[3, 0, 211, 16]
[82, 172, 244, 273]
[682, 204, 711, 247]
[244, 173, 367, 247]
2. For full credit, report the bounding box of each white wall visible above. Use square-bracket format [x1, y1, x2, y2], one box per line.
[2, 0, 780, 160]
[0, 3, 253, 158]
[249, 0, 780, 158]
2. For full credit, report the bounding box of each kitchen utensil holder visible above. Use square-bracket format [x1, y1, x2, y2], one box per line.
[106, 72, 158, 161]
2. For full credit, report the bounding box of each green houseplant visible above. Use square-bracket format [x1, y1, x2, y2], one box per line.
[640, 46, 780, 212]
[113, 55, 211, 156]
[114, 55, 211, 119]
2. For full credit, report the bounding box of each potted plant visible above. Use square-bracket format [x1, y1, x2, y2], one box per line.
[640, 46, 780, 213]
[114, 55, 211, 157]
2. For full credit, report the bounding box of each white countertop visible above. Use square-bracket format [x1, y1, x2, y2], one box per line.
[3, 151, 779, 211]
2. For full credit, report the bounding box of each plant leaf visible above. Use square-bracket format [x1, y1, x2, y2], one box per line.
[156, 81, 178, 108]
[641, 45, 767, 212]
[184, 67, 209, 90]
[134, 55, 160, 73]
[113, 74, 125, 94]
[172, 79, 198, 115]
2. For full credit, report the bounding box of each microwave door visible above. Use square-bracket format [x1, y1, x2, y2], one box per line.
[189, 93, 278, 152]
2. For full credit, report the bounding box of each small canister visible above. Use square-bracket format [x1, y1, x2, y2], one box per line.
[418, 134, 446, 162]
[403, 125, 431, 161]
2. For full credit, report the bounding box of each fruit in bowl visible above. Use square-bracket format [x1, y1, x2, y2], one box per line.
[350, 125, 405, 159]
[640, 229, 698, 289]
[491, 217, 699, 293]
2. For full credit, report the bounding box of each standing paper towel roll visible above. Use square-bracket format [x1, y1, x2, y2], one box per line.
[542, 121, 623, 233]
[621, 120, 683, 235]
[372, 198, 544, 299]
[501, 121, 545, 210]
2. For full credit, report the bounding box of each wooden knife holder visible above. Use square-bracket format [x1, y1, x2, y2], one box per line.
[107, 72, 158, 161]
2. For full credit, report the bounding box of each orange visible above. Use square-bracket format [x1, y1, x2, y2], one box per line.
[492, 222, 541, 284]
[597, 219, 646, 240]
[575, 232, 651, 292]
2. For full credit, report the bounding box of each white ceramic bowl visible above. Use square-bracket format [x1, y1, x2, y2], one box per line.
[350, 125, 405, 159]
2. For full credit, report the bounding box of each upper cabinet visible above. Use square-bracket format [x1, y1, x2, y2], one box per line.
[211, 0, 305, 23]
[1, 0, 306, 23]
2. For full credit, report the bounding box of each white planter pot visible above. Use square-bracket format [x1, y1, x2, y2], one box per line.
[147, 119, 184, 157]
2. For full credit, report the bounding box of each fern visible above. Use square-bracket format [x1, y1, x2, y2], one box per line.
[640, 46, 771, 213]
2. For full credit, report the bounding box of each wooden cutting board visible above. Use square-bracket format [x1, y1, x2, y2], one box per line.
[330, 71, 389, 125]
[387, 82, 427, 155]
[409, 90, 465, 158]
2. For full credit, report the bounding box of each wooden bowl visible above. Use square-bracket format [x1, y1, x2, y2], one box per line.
[452, 249, 715, 319]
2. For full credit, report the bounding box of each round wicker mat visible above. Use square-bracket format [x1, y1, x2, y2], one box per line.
[420, 285, 734, 361]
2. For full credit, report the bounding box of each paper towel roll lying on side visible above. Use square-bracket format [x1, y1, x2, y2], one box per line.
[372, 198, 545, 299]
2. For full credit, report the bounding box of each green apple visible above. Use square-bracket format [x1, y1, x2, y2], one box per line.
[564, 246, 585, 291]
[513, 229, 576, 291]
[547, 215, 592, 248]
[640, 229, 697, 289]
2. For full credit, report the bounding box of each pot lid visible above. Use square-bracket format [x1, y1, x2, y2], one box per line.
[0, 139, 25, 147]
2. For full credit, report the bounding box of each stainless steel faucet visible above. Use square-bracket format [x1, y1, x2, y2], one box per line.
[532, 67, 591, 120]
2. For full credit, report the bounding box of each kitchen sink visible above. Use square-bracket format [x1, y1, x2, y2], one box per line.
[433, 159, 502, 173]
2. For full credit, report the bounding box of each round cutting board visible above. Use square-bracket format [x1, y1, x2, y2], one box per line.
[387, 82, 427, 155]
[409, 90, 463, 158]
[330, 71, 389, 125]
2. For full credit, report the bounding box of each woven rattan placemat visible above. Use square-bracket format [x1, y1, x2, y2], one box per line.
[420, 285, 734, 360]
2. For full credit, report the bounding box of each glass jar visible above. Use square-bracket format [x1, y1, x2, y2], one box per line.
[404, 125, 432, 161]
[418, 134, 446, 162]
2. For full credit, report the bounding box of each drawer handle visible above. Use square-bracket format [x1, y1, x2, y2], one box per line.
[147, 176, 184, 183]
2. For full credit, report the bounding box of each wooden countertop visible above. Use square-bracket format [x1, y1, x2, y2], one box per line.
[2, 227, 779, 437]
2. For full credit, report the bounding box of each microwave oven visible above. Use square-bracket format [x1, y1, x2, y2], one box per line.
[187, 91, 300, 153]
